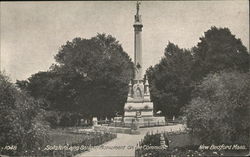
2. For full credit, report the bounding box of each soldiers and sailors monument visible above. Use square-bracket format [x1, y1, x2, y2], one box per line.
[122, 1, 165, 127]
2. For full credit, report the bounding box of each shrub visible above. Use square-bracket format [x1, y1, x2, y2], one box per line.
[0, 72, 50, 156]
[185, 71, 250, 144]
[140, 133, 169, 146]
[58, 112, 80, 127]
[44, 111, 60, 128]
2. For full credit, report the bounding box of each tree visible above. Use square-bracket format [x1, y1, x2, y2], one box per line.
[18, 70, 72, 111]
[192, 26, 250, 81]
[0, 72, 49, 156]
[185, 71, 250, 144]
[146, 27, 249, 118]
[146, 42, 193, 117]
[17, 34, 134, 119]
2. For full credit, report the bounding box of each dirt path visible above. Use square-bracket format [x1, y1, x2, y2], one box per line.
[75, 124, 185, 157]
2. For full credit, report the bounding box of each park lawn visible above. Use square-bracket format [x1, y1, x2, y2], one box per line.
[42, 127, 117, 156]
[48, 127, 116, 146]
[48, 129, 93, 145]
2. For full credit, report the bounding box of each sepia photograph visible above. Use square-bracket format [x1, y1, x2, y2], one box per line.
[0, 1, 249, 157]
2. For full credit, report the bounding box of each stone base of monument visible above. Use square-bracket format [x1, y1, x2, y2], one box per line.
[123, 101, 166, 128]
[94, 125, 140, 134]
[123, 116, 166, 128]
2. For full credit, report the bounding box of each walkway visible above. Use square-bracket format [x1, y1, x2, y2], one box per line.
[75, 124, 185, 157]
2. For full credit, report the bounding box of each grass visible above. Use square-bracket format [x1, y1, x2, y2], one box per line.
[48, 127, 116, 145]
[39, 127, 117, 156]
[49, 130, 94, 145]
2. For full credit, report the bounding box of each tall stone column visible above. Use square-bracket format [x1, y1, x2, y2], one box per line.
[133, 2, 143, 81]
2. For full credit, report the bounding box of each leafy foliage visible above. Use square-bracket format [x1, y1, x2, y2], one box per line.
[185, 71, 250, 144]
[17, 34, 134, 119]
[0, 72, 49, 156]
[192, 27, 249, 81]
[146, 42, 193, 117]
[146, 27, 249, 117]
[140, 133, 169, 146]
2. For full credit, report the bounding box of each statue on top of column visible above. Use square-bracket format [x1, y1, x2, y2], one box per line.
[136, 1, 141, 15]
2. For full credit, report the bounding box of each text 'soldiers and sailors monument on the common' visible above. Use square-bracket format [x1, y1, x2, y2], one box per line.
[123, 2, 165, 127]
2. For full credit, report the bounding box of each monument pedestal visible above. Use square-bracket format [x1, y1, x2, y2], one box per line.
[121, 2, 165, 128]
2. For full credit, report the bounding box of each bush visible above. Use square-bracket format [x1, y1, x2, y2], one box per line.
[136, 132, 169, 157]
[58, 112, 81, 127]
[44, 111, 84, 128]
[185, 71, 250, 144]
[140, 133, 169, 146]
[0, 72, 50, 156]
[44, 111, 60, 128]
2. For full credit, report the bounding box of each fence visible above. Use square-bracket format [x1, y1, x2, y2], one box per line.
[97, 117, 185, 128]
[101, 121, 170, 129]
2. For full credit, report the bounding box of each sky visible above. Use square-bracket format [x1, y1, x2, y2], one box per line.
[0, 1, 249, 82]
